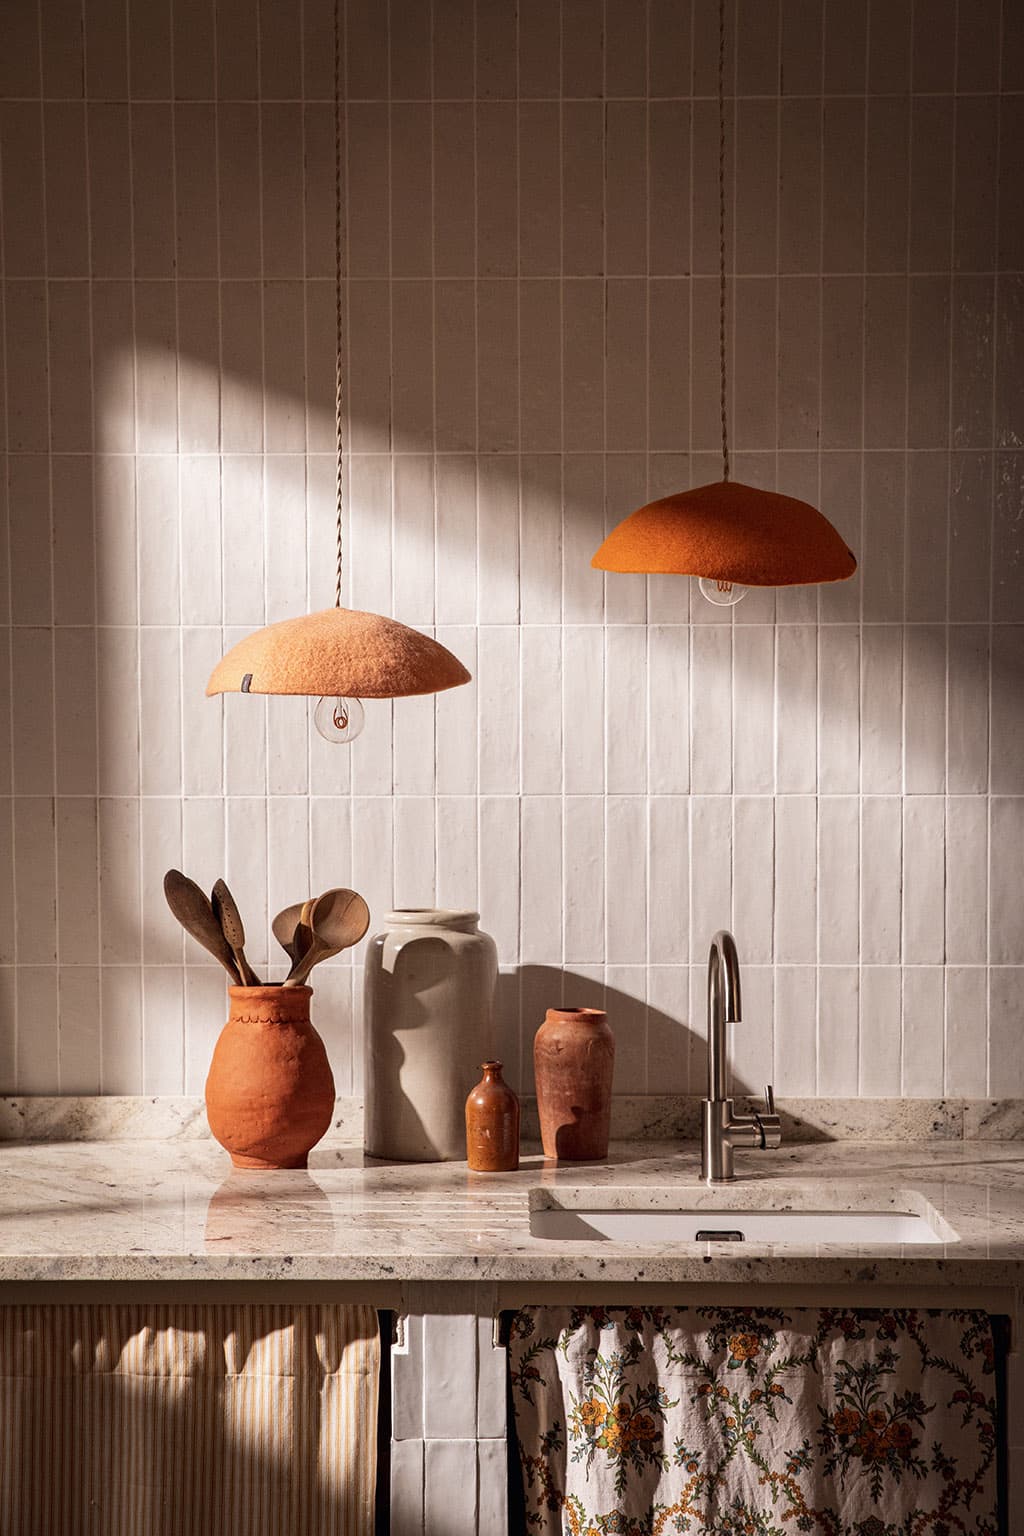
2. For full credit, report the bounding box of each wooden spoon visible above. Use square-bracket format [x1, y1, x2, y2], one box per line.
[211, 878, 260, 986]
[163, 869, 241, 983]
[283, 888, 370, 987]
[272, 898, 316, 967]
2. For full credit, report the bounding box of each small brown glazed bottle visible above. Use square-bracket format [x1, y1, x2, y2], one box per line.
[465, 1061, 520, 1171]
[534, 1007, 615, 1161]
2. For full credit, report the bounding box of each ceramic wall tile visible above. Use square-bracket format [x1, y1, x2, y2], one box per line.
[902, 797, 945, 964]
[818, 967, 860, 1099]
[859, 966, 902, 1097]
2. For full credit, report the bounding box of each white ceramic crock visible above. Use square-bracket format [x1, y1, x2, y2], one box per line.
[363, 909, 498, 1162]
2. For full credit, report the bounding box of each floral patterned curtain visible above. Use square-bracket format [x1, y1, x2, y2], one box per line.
[509, 1306, 1002, 1536]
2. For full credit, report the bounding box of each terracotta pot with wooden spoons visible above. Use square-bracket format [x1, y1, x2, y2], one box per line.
[205, 984, 335, 1169]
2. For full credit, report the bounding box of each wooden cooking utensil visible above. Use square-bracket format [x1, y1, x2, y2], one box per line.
[163, 869, 241, 983]
[211, 878, 260, 986]
[283, 888, 370, 987]
[272, 898, 316, 966]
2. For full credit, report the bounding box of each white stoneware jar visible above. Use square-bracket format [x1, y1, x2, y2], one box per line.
[363, 909, 498, 1161]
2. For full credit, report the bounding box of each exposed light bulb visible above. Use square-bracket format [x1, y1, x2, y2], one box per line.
[314, 695, 365, 743]
[699, 576, 747, 607]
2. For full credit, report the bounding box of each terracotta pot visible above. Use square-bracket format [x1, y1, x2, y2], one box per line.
[205, 985, 335, 1170]
[364, 910, 497, 1161]
[465, 1061, 520, 1172]
[534, 1007, 615, 1161]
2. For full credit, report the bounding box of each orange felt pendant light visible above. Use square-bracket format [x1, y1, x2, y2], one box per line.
[207, 0, 470, 741]
[207, 607, 470, 700]
[593, 0, 856, 602]
[593, 481, 856, 587]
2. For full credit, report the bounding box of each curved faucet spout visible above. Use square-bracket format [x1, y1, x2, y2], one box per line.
[707, 929, 741, 1103]
[701, 928, 781, 1182]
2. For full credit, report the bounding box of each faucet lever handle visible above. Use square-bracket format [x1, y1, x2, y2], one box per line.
[755, 1084, 782, 1150]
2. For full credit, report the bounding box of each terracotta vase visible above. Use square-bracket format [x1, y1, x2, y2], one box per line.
[465, 1061, 520, 1172]
[534, 1007, 615, 1161]
[363, 910, 498, 1161]
[205, 985, 335, 1170]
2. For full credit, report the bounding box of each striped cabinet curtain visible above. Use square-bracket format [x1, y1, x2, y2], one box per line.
[509, 1306, 1003, 1535]
[0, 1304, 379, 1536]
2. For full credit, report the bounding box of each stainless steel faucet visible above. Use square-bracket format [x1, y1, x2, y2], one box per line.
[701, 930, 782, 1182]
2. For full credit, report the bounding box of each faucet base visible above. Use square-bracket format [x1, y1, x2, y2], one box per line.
[701, 1098, 768, 1182]
[701, 1098, 736, 1182]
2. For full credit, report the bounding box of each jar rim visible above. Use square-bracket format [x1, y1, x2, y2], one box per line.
[385, 908, 480, 929]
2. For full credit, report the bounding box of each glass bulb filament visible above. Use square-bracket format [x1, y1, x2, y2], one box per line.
[314, 695, 365, 743]
[699, 575, 747, 607]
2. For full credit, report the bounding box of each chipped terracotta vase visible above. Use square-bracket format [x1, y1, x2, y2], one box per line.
[205, 985, 335, 1170]
[534, 1007, 615, 1161]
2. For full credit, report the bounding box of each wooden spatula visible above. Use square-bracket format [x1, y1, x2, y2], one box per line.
[211, 878, 260, 986]
[163, 870, 241, 983]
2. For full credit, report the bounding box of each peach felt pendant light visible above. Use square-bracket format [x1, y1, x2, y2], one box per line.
[207, 0, 470, 740]
[591, 0, 856, 604]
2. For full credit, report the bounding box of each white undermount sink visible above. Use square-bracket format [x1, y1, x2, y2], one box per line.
[529, 1195, 954, 1246]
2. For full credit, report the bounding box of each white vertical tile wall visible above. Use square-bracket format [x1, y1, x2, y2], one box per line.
[0, 0, 1021, 1098]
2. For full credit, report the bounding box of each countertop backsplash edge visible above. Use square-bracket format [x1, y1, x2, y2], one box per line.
[0, 1096, 1020, 1144]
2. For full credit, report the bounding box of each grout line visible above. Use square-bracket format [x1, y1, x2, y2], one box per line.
[81, 0, 101, 1095]
[8, 267, 1024, 281]
[813, 0, 826, 1093]
[985, 0, 1005, 1099]
[169, 0, 186, 1098]
[856, 0, 868, 1095]
[124, 0, 144, 1097]
[899, 1, 914, 1096]
[0, 12, 16, 1091]
[6, 443, 1024, 456]
[5, 616, 1024, 628]
[429, 0, 441, 907]
[37, 0, 61, 1094]
[299, 0, 313, 973]
[3, 788, 1024, 800]
[555, 0, 566, 1070]
[11, 89, 1024, 104]
[640, 0, 651, 1091]
[255, 0, 272, 1040]
[386, 0, 398, 859]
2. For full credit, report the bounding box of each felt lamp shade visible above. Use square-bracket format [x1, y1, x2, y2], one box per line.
[206, 607, 471, 698]
[592, 479, 857, 586]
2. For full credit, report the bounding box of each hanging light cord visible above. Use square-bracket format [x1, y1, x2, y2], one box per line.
[718, 0, 730, 483]
[333, 0, 345, 607]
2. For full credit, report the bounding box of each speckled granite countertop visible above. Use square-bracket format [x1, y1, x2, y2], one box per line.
[2, 1139, 1024, 1287]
